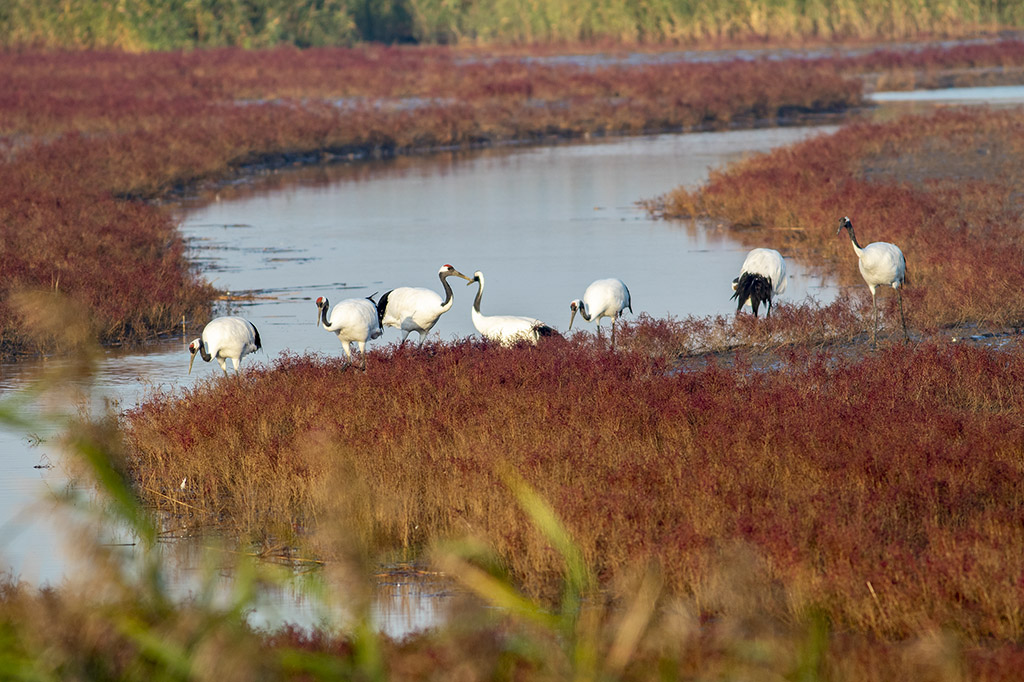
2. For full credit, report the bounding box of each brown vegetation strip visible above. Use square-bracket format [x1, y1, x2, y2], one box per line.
[124, 337, 1024, 643]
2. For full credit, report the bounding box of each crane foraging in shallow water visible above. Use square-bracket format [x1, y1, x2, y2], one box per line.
[569, 278, 632, 345]
[188, 316, 262, 376]
[316, 294, 383, 370]
[731, 248, 787, 318]
[467, 270, 557, 347]
[376, 264, 472, 344]
[837, 216, 909, 347]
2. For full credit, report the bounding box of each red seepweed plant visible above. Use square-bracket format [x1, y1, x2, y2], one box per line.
[124, 334, 1024, 644]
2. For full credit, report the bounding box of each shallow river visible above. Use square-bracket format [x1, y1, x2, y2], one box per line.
[3, 84, 1023, 635]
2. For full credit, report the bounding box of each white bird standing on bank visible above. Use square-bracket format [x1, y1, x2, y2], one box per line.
[376, 264, 472, 344]
[731, 247, 787, 318]
[467, 271, 558, 347]
[837, 216, 909, 347]
[187, 316, 262, 376]
[315, 294, 383, 369]
[569, 278, 632, 345]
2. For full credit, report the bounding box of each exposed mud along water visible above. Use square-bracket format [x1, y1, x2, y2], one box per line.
[3, 85, 1024, 634]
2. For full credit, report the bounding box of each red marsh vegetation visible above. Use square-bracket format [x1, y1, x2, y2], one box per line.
[124, 336, 1024, 645]
[652, 106, 1024, 334]
[835, 38, 1024, 90]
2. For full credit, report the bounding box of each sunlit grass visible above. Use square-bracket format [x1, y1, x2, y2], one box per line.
[4, 0, 1024, 48]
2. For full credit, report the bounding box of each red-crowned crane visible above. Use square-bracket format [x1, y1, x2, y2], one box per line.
[731, 248, 787, 318]
[568, 278, 632, 346]
[376, 264, 472, 345]
[467, 270, 557, 347]
[188, 316, 262, 376]
[315, 294, 383, 370]
[837, 216, 909, 347]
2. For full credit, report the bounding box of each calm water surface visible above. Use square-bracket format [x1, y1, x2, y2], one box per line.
[2, 86, 1016, 633]
[870, 84, 1024, 103]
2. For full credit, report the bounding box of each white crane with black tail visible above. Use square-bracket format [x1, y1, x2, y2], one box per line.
[187, 316, 262, 376]
[569, 278, 632, 345]
[376, 264, 472, 344]
[837, 216, 909, 347]
[316, 294, 383, 370]
[467, 270, 558, 347]
[731, 248, 787, 318]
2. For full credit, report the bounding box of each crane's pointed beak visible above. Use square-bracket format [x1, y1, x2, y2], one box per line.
[569, 308, 577, 331]
[188, 349, 197, 375]
[451, 269, 471, 282]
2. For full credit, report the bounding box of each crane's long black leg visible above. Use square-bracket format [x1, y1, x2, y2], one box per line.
[871, 295, 878, 349]
[898, 287, 909, 342]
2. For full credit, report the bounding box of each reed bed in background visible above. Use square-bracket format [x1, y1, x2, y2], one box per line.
[4, 0, 1024, 49]
[652, 106, 1024, 332]
[124, 335, 1024, 645]
[406, 0, 1024, 46]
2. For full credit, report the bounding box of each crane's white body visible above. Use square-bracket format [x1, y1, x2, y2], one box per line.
[468, 271, 555, 347]
[378, 264, 471, 344]
[731, 247, 787, 317]
[569, 278, 632, 344]
[852, 243, 906, 295]
[316, 296, 382, 368]
[735, 248, 788, 297]
[188, 316, 262, 376]
[837, 216, 908, 345]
